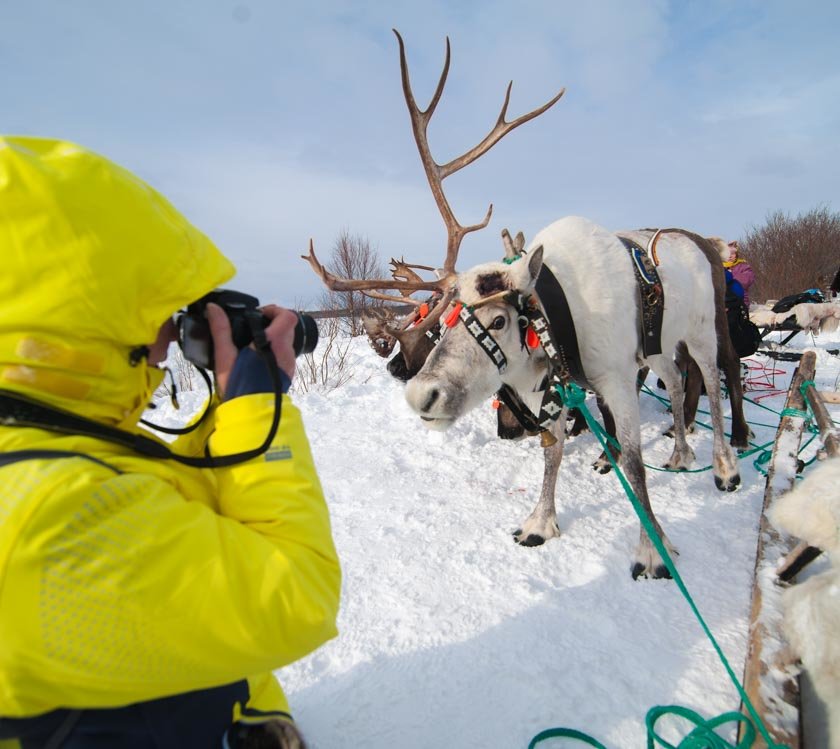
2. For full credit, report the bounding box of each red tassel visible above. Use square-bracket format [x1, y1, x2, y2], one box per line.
[444, 302, 463, 328]
[526, 326, 540, 349]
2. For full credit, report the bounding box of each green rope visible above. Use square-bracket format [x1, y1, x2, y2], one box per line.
[744, 380, 838, 428]
[635, 383, 821, 478]
[752, 449, 772, 477]
[643, 439, 775, 475]
[529, 727, 609, 748]
[799, 378, 840, 429]
[750, 384, 822, 478]
[607, 384, 774, 474]
[528, 707, 757, 748]
[646, 706, 757, 749]
[642, 385, 793, 433]
[638, 384, 781, 445]
[798, 379, 816, 396]
[741, 394, 793, 418]
[779, 407, 808, 419]
[528, 383, 789, 749]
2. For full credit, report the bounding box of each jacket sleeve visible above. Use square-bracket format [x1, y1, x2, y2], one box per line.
[732, 262, 755, 290]
[205, 391, 342, 662]
[1, 393, 340, 713]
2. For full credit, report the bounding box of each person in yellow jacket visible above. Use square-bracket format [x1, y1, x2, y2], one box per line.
[0, 136, 341, 748]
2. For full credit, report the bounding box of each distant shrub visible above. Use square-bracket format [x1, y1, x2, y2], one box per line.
[291, 316, 354, 394]
[739, 206, 840, 303]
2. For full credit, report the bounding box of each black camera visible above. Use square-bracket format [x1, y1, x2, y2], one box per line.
[177, 289, 319, 370]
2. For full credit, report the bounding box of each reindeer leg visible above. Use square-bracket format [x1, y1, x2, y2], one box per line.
[514, 407, 568, 546]
[606, 388, 677, 579]
[652, 354, 695, 470]
[592, 367, 647, 473]
[591, 396, 620, 474]
[567, 407, 589, 437]
[691, 349, 741, 491]
[664, 343, 699, 437]
[719, 340, 750, 450]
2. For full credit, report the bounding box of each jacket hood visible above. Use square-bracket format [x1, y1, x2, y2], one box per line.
[0, 136, 235, 425]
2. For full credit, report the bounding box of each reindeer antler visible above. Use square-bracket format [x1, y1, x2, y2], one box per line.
[302, 31, 565, 341]
[394, 29, 564, 275]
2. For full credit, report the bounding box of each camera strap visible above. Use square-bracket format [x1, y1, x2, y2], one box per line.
[0, 351, 284, 468]
[0, 388, 175, 458]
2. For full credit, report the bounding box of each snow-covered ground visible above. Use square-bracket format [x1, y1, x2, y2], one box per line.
[155, 326, 840, 748]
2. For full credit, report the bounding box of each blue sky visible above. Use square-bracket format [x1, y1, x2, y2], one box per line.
[2, 1, 838, 307]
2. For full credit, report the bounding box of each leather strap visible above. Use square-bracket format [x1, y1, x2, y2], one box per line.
[618, 236, 665, 357]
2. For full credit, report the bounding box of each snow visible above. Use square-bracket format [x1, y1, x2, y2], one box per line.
[152, 326, 840, 748]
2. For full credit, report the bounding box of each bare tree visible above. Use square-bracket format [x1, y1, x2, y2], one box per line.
[322, 230, 386, 336]
[740, 206, 840, 303]
[291, 315, 354, 394]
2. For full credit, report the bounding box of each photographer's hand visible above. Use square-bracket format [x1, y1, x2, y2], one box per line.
[206, 302, 297, 399]
[205, 303, 239, 397]
[258, 304, 297, 382]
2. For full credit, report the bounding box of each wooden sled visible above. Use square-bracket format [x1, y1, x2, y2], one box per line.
[739, 350, 840, 747]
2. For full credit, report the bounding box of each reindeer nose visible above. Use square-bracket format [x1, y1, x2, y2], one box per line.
[421, 388, 440, 413]
[387, 353, 409, 382]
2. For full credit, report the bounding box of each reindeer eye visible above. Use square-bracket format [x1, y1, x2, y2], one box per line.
[489, 315, 506, 330]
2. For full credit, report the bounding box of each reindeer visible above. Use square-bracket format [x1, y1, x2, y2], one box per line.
[304, 32, 745, 580]
[363, 233, 750, 472]
[405, 220, 742, 579]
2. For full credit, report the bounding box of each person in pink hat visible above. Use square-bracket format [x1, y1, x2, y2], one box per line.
[723, 241, 756, 307]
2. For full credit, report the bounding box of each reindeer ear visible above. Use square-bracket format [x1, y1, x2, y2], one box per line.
[514, 232, 525, 253]
[527, 245, 544, 284]
[501, 228, 518, 260]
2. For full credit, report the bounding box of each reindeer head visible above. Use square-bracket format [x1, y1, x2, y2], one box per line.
[404, 246, 545, 430]
[361, 305, 437, 382]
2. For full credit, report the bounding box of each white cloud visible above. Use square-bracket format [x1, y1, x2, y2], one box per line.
[1, 0, 837, 302]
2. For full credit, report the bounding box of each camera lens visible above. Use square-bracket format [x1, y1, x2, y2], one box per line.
[293, 313, 319, 356]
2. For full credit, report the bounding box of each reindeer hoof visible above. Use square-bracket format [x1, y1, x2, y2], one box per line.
[632, 562, 646, 579]
[653, 564, 672, 579]
[632, 562, 673, 580]
[714, 473, 741, 492]
[592, 456, 612, 474]
[567, 423, 589, 438]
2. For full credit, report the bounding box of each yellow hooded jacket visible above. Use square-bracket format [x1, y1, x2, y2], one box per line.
[0, 137, 341, 721]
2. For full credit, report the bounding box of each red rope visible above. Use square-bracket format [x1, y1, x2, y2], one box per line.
[742, 357, 787, 401]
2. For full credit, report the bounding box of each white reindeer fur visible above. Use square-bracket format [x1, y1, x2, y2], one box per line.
[769, 458, 840, 745]
[707, 236, 731, 261]
[750, 302, 840, 334]
[406, 216, 739, 578]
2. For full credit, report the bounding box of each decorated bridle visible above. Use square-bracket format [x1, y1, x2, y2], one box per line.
[438, 277, 573, 447]
[440, 289, 533, 373]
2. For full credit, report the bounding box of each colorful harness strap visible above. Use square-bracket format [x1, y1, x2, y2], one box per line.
[457, 303, 508, 372]
[446, 260, 589, 443]
[646, 227, 663, 266]
[533, 264, 587, 387]
[617, 236, 665, 357]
